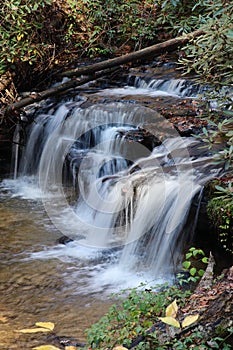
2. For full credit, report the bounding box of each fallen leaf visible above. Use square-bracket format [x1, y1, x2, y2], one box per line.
[113, 347, 128, 350]
[158, 316, 180, 328]
[165, 300, 178, 318]
[35, 322, 55, 331]
[32, 346, 61, 350]
[17, 327, 51, 333]
[182, 314, 199, 328]
[0, 315, 8, 323]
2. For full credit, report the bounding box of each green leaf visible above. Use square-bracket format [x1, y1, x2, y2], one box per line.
[189, 247, 196, 252]
[202, 257, 209, 264]
[215, 185, 227, 192]
[192, 249, 199, 257]
[198, 269, 205, 276]
[190, 267, 197, 276]
[189, 276, 198, 282]
[182, 261, 191, 269]
[185, 252, 192, 259]
[203, 127, 208, 136]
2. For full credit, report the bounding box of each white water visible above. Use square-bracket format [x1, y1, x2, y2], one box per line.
[97, 77, 202, 98]
[132, 77, 201, 97]
[1, 102, 220, 293]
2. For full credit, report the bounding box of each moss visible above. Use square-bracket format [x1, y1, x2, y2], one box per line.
[207, 194, 233, 255]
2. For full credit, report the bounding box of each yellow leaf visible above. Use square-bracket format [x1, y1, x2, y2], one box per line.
[165, 299, 178, 318]
[158, 316, 180, 328]
[17, 33, 24, 41]
[182, 314, 199, 328]
[17, 327, 51, 333]
[35, 322, 55, 331]
[113, 347, 128, 350]
[32, 346, 61, 350]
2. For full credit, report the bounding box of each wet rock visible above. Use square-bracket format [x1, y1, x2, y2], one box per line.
[57, 235, 74, 245]
[59, 336, 86, 348]
[117, 127, 161, 151]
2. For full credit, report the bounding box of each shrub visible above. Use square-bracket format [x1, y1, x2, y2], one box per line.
[0, 0, 53, 75]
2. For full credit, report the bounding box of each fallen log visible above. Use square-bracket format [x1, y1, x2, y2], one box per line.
[4, 69, 114, 116]
[62, 28, 205, 78]
[4, 28, 205, 115]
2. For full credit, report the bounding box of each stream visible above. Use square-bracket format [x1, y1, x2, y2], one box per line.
[0, 63, 219, 349]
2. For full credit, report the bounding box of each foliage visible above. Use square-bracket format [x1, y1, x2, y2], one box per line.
[84, 279, 232, 349]
[179, 1, 233, 85]
[0, 0, 54, 76]
[167, 330, 233, 350]
[193, 88, 233, 172]
[2, 0, 231, 83]
[207, 191, 233, 254]
[0, 0, 161, 78]
[187, 84, 233, 257]
[1, 0, 233, 92]
[85, 283, 191, 349]
[177, 247, 209, 285]
[61, 0, 161, 55]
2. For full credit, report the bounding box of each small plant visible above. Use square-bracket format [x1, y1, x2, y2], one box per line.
[177, 247, 209, 285]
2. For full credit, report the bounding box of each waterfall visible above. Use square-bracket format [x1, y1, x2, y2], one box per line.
[95, 76, 204, 98]
[131, 76, 202, 97]
[17, 102, 219, 281]
[12, 123, 21, 179]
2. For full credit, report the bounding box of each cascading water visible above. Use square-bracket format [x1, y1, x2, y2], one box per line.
[9, 101, 219, 290]
[129, 76, 202, 97]
[96, 72, 204, 98]
[0, 68, 225, 350]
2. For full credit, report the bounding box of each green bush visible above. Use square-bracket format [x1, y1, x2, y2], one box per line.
[207, 186, 233, 255]
[0, 0, 53, 75]
[63, 0, 160, 55]
[180, 1, 233, 84]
